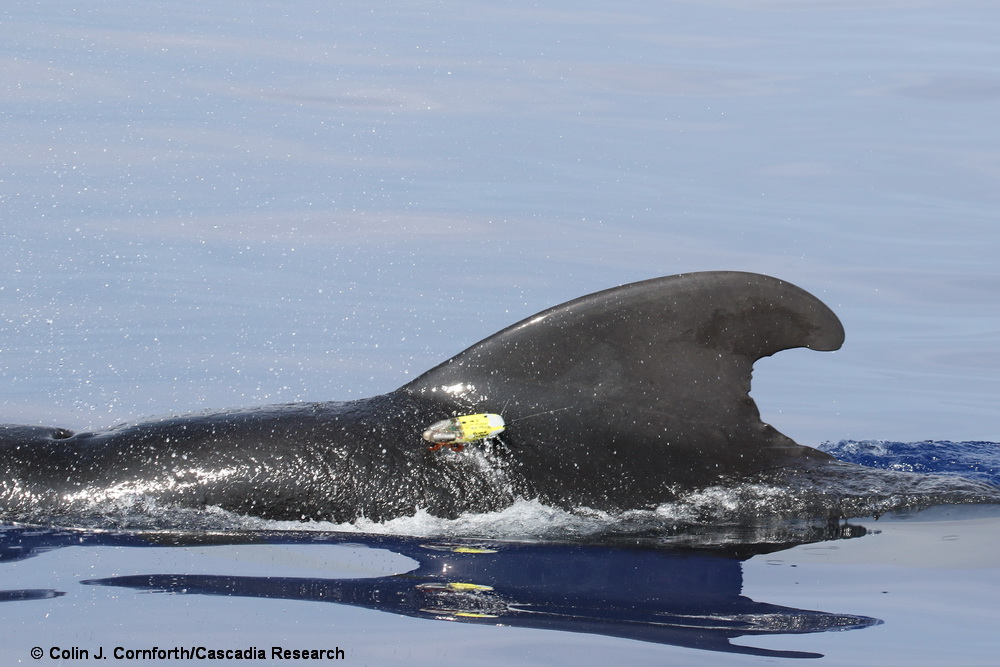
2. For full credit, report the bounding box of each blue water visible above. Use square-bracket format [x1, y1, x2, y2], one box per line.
[0, 524, 883, 661]
[3, 0, 998, 446]
[823, 441, 1000, 486]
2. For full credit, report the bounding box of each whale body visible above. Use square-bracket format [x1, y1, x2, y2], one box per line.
[2, 271, 996, 525]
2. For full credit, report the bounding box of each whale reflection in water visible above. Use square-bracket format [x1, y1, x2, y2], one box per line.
[0, 524, 879, 659]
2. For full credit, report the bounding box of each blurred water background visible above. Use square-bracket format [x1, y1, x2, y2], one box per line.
[3, 1, 998, 447]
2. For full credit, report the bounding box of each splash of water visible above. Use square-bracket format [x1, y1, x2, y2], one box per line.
[6, 441, 998, 545]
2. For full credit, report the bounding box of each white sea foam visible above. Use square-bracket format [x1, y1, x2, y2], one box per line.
[202, 498, 630, 540]
[21, 440, 999, 544]
[42, 482, 846, 544]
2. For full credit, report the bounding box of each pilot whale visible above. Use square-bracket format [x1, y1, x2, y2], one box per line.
[2, 271, 997, 524]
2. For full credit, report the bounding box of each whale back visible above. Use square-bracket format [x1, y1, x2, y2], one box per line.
[401, 272, 844, 496]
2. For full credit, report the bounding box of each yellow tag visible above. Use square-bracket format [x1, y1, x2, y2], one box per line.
[422, 414, 506, 444]
[455, 414, 505, 441]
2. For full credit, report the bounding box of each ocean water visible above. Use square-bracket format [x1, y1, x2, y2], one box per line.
[2, 0, 999, 664]
[2, 485, 999, 665]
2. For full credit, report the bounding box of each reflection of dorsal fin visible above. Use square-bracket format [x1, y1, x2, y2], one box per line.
[401, 272, 843, 480]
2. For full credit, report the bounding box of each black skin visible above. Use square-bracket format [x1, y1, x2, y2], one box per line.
[2, 272, 848, 523]
[1, 394, 524, 522]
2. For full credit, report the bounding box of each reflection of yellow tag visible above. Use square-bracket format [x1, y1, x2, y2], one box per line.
[416, 582, 494, 592]
[422, 414, 506, 444]
[419, 608, 500, 619]
[420, 543, 499, 554]
[450, 546, 498, 554]
[446, 582, 494, 591]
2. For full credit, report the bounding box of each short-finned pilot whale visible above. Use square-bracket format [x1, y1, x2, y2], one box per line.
[1, 271, 996, 524]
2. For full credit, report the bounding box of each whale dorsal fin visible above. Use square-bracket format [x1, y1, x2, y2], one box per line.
[401, 272, 843, 480]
